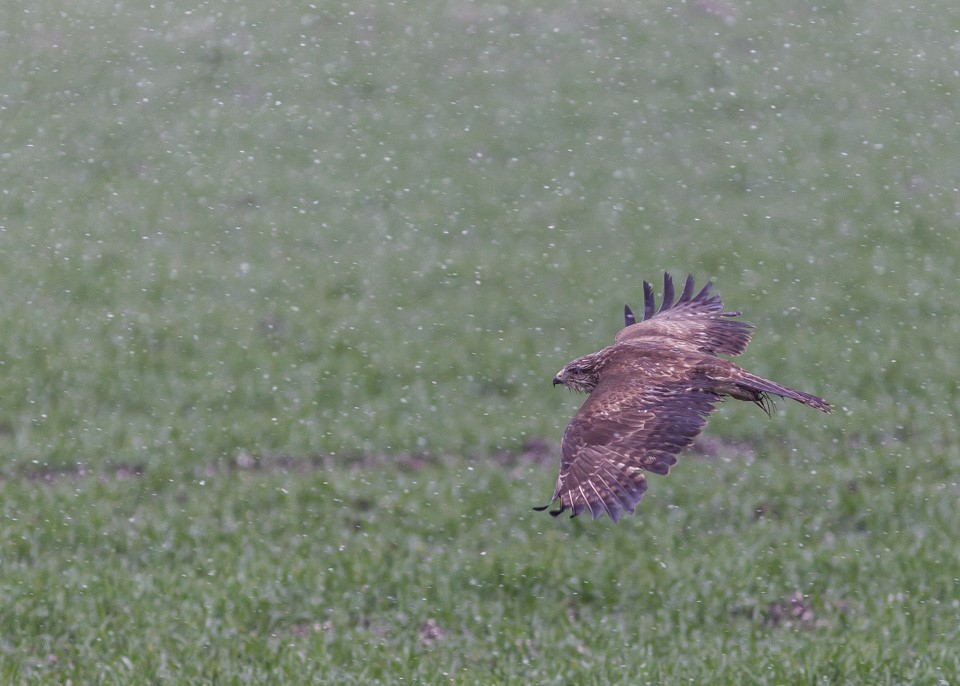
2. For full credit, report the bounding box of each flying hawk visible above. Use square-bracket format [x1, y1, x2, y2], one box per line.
[536, 273, 831, 522]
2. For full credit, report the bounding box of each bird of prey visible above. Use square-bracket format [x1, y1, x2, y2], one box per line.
[536, 273, 831, 522]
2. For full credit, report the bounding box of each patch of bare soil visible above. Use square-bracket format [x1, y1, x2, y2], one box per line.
[731, 592, 853, 631]
[9, 461, 146, 484]
[690, 434, 759, 460]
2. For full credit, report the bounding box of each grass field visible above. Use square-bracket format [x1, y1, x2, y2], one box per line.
[2, 0, 960, 682]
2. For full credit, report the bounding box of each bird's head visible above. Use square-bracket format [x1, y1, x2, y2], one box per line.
[553, 352, 603, 393]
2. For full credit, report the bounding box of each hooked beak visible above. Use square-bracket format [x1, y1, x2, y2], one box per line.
[552, 375, 562, 386]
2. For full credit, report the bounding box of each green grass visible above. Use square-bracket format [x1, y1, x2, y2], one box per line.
[2, 0, 960, 682]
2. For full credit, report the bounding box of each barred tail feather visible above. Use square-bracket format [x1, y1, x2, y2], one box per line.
[739, 373, 833, 414]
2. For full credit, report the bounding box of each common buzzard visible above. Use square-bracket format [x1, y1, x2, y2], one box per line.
[536, 273, 831, 522]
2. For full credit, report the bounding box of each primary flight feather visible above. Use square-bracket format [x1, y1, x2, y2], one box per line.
[536, 273, 831, 522]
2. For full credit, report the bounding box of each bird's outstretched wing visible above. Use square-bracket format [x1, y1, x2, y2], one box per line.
[618, 273, 754, 356]
[536, 374, 721, 522]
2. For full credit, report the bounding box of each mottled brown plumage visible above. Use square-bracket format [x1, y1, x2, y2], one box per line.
[536, 273, 831, 522]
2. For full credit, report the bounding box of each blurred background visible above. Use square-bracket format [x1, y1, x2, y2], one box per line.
[2, 1, 959, 682]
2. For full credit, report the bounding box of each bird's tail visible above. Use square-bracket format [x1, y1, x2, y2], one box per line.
[738, 372, 833, 414]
